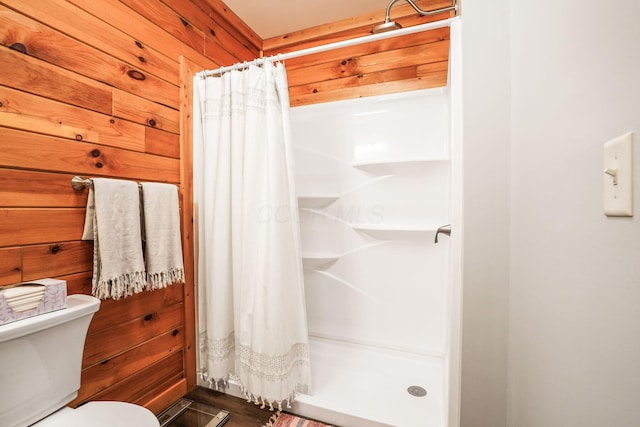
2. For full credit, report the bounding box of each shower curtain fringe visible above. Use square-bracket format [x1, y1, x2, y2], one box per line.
[198, 371, 298, 412]
[199, 17, 456, 78]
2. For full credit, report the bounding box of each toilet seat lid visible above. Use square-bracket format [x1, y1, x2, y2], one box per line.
[35, 401, 160, 427]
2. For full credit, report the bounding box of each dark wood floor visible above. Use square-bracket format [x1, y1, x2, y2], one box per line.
[175, 387, 274, 427]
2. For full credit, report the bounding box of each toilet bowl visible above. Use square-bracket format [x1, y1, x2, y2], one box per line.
[0, 293, 159, 427]
[34, 401, 159, 427]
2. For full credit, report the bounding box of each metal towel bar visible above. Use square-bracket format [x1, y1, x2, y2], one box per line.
[71, 176, 167, 191]
[71, 176, 92, 191]
[72, 176, 147, 191]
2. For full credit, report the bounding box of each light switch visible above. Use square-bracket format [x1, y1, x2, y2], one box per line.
[603, 132, 633, 217]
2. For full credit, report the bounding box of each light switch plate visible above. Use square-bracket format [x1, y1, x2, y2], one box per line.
[604, 132, 633, 217]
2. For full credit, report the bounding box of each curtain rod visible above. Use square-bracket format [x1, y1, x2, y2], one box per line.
[198, 17, 454, 78]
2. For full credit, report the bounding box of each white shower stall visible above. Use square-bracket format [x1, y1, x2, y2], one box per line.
[288, 84, 461, 427]
[192, 18, 463, 427]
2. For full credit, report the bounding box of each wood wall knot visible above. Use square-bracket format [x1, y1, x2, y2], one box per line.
[134, 40, 143, 49]
[148, 118, 157, 127]
[127, 70, 146, 81]
[9, 43, 27, 54]
[75, 134, 83, 141]
[138, 56, 146, 63]
[49, 244, 61, 254]
[179, 17, 190, 28]
[91, 149, 101, 158]
[0, 101, 3, 108]
[336, 58, 357, 76]
[95, 162, 104, 168]
[172, 329, 179, 336]
[144, 313, 154, 321]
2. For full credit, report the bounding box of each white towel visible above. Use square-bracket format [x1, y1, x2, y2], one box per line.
[82, 178, 147, 299]
[140, 182, 185, 289]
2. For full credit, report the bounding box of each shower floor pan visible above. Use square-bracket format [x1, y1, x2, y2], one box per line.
[291, 337, 445, 427]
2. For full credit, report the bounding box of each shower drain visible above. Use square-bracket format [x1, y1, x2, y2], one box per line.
[407, 385, 427, 397]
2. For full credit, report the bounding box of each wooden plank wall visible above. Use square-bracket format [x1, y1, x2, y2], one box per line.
[0, 0, 259, 414]
[263, 0, 454, 106]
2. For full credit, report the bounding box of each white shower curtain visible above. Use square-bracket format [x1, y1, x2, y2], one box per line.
[193, 61, 310, 409]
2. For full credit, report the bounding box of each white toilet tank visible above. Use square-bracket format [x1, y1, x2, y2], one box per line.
[0, 294, 101, 427]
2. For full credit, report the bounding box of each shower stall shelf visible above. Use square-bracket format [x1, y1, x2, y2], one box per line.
[289, 87, 453, 427]
[352, 158, 449, 174]
[301, 254, 340, 270]
[297, 196, 340, 209]
[351, 223, 439, 239]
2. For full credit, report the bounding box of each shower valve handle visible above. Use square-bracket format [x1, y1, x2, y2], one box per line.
[434, 224, 451, 243]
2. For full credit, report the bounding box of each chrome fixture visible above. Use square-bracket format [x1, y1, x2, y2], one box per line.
[372, 0, 457, 34]
[434, 224, 451, 243]
[70, 176, 166, 192]
[407, 385, 428, 397]
[71, 175, 92, 191]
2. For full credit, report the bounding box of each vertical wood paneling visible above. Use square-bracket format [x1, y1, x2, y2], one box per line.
[179, 55, 198, 390]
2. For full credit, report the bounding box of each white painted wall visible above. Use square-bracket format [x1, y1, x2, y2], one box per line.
[462, 0, 640, 425]
[508, 0, 640, 425]
[459, 0, 511, 426]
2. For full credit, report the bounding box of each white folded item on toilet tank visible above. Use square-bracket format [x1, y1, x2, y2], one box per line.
[0, 278, 67, 325]
[2, 285, 46, 312]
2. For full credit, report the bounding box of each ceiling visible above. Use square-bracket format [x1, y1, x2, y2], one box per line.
[223, 0, 392, 39]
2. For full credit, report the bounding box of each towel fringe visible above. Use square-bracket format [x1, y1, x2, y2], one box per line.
[146, 267, 185, 290]
[93, 270, 147, 300]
